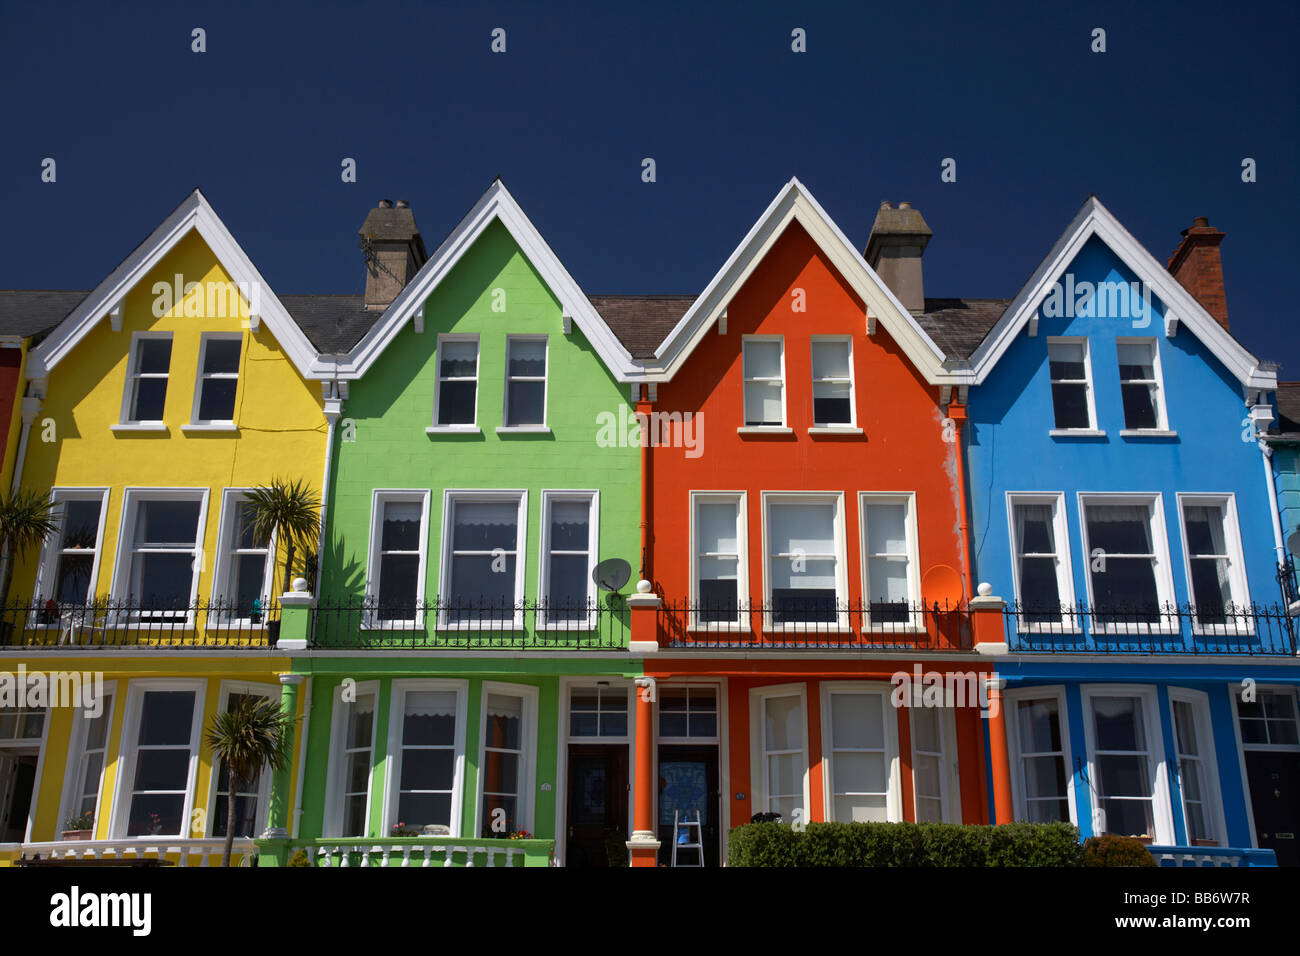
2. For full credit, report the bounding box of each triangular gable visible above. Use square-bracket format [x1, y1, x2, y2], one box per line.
[967, 196, 1276, 392]
[321, 179, 636, 380]
[28, 189, 320, 380]
[644, 177, 958, 384]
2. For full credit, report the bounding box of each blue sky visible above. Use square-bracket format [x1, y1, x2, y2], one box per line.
[2, 0, 1296, 373]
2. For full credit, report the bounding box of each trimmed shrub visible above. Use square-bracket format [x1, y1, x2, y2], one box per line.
[727, 821, 1083, 867]
[287, 849, 312, 868]
[1081, 835, 1158, 867]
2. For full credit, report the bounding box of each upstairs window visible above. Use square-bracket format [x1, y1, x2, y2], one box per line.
[764, 493, 845, 626]
[366, 492, 428, 625]
[441, 492, 526, 626]
[692, 494, 746, 627]
[810, 338, 854, 427]
[1008, 494, 1075, 626]
[503, 337, 547, 427]
[36, 490, 108, 607]
[123, 334, 173, 424]
[1047, 338, 1095, 431]
[1116, 339, 1166, 431]
[860, 494, 919, 626]
[539, 492, 596, 625]
[192, 334, 241, 424]
[1178, 496, 1249, 627]
[434, 336, 479, 427]
[1080, 495, 1173, 624]
[742, 338, 785, 427]
[117, 492, 206, 613]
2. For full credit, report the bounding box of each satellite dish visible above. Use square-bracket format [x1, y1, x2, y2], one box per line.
[593, 558, 632, 593]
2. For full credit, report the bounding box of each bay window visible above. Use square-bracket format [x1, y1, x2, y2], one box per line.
[821, 685, 896, 822]
[1083, 688, 1170, 843]
[114, 683, 203, 837]
[1007, 690, 1072, 824]
[387, 681, 466, 836]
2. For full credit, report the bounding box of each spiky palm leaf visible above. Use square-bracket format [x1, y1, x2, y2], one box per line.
[0, 489, 61, 609]
[243, 478, 321, 593]
[205, 696, 292, 866]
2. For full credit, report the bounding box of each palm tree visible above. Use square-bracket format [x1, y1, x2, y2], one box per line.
[0, 489, 60, 611]
[205, 696, 292, 867]
[243, 479, 320, 595]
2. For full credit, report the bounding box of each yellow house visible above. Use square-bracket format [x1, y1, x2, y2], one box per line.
[0, 190, 334, 865]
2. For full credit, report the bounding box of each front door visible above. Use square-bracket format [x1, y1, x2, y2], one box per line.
[1245, 752, 1300, 867]
[565, 745, 629, 867]
[656, 745, 720, 866]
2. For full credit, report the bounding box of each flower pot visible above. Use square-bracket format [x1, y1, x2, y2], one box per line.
[61, 830, 92, 841]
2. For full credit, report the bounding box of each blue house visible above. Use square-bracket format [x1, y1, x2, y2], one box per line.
[949, 198, 1297, 865]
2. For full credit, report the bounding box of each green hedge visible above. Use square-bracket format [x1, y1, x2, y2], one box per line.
[727, 821, 1083, 867]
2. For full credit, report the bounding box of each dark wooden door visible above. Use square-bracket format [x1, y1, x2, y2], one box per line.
[566, 745, 629, 867]
[1245, 751, 1299, 867]
[656, 745, 720, 866]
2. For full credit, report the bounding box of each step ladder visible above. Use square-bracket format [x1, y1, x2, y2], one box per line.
[671, 810, 705, 867]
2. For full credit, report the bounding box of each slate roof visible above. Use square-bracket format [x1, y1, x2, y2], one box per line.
[915, 298, 1010, 362]
[277, 295, 379, 354]
[588, 294, 696, 360]
[0, 291, 90, 339]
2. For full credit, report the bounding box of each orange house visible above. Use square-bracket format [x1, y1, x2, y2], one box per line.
[609, 180, 1012, 865]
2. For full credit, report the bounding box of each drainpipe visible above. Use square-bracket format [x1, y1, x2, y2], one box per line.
[9, 393, 42, 495]
[290, 674, 312, 839]
[637, 384, 651, 584]
[947, 400, 973, 601]
[315, 379, 344, 595]
[1251, 404, 1286, 563]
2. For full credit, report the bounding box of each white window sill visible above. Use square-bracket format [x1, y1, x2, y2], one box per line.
[496, 425, 551, 435]
[1049, 429, 1106, 438]
[686, 622, 749, 633]
[1013, 626, 1085, 637]
[1119, 429, 1178, 439]
[426, 425, 481, 435]
[181, 423, 238, 433]
[537, 622, 597, 632]
[111, 423, 169, 434]
[359, 620, 426, 631]
[737, 426, 793, 435]
[808, 426, 863, 436]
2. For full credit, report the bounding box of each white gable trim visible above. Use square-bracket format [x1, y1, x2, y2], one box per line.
[643, 177, 959, 384]
[967, 196, 1275, 391]
[27, 190, 320, 380]
[317, 179, 636, 380]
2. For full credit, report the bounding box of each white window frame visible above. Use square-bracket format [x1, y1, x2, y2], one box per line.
[809, 335, 856, 429]
[740, 335, 787, 430]
[908, 704, 962, 824]
[688, 491, 749, 631]
[761, 491, 849, 632]
[189, 332, 243, 426]
[474, 682, 539, 838]
[384, 679, 468, 837]
[565, 684, 632, 742]
[1080, 684, 1174, 845]
[537, 490, 598, 629]
[109, 679, 206, 839]
[0, 702, 51, 843]
[1231, 684, 1300, 753]
[57, 680, 117, 835]
[430, 333, 481, 431]
[1166, 687, 1227, 847]
[438, 489, 528, 630]
[31, 487, 110, 610]
[363, 490, 430, 629]
[655, 683, 721, 744]
[858, 492, 922, 631]
[1115, 337, 1171, 434]
[323, 679, 380, 839]
[1006, 492, 1079, 633]
[204, 680, 278, 839]
[1077, 492, 1178, 634]
[209, 489, 277, 627]
[1174, 493, 1253, 635]
[1004, 685, 1077, 827]
[501, 334, 549, 431]
[819, 681, 901, 823]
[1046, 336, 1099, 434]
[751, 683, 810, 823]
[109, 488, 210, 622]
[119, 331, 173, 426]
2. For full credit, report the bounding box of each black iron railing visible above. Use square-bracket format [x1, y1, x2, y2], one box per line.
[656, 599, 972, 650]
[1004, 601, 1297, 655]
[1279, 554, 1299, 609]
[0, 598, 281, 649]
[309, 598, 629, 649]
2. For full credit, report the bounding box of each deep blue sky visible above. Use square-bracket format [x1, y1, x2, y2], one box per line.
[2, 0, 1296, 373]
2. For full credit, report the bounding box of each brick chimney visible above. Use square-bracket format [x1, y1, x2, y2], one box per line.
[359, 199, 428, 310]
[1167, 216, 1228, 331]
[864, 201, 932, 314]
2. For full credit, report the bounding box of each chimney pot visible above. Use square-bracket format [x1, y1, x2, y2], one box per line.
[879, 201, 894, 210]
[395, 200, 409, 208]
[898, 201, 912, 210]
[1192, 216, 1209, 228]
[378, 199, 393, 208]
